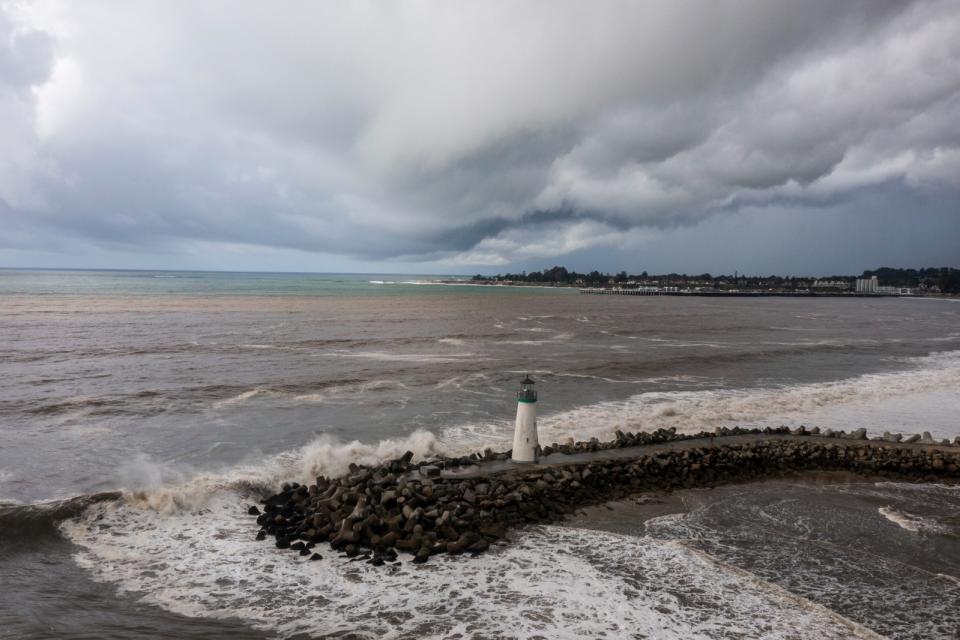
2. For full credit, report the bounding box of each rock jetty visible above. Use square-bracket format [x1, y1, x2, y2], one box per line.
[250, 427, 960, 566]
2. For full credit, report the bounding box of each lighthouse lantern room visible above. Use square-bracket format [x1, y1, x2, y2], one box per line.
[512, 375, 539, 463]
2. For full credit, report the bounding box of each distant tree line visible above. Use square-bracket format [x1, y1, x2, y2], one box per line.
[471, 266, 960, 293]
[860, 267, 960, 293]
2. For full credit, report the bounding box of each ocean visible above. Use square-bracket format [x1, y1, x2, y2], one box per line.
[1, 269, 958, 639]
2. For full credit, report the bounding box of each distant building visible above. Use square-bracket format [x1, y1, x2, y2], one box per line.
[856, 276, 879, 293]
[813, 279, 852, 290]
[877, 285, 914, 296]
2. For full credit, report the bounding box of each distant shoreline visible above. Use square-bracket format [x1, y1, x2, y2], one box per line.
[426, 279, 955, 298]
[579, 287, 912, 298]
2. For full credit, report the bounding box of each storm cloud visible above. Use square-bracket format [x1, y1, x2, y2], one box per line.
[1, 0, 958, 272]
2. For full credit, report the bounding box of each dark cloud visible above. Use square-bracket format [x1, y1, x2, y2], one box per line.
[0, 0, 957, 272]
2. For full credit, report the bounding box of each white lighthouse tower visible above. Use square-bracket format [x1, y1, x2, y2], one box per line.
[512, 375, 539, 463]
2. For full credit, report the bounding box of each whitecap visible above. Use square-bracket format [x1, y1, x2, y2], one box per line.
[878, 506, 921, 532]
[877, 506, 952, 535]
[502, 332, 573, 346]
[326, 351, 480, 364]
[212, 388, 261, 409]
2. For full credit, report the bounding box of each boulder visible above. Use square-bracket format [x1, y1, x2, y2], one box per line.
[467, 539, 489, 553]
[380, 532, 398, 548]
[413, 546, 431, 563]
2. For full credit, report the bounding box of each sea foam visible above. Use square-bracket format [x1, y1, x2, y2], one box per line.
[877, 506, 953, 535]
[62, 499, 872, 639]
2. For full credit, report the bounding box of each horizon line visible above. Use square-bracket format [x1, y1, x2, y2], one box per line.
[0, 266, 459, 277]
[1, 265, 956, 279]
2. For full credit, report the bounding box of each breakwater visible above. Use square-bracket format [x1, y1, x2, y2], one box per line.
[250, 427, 960, 566]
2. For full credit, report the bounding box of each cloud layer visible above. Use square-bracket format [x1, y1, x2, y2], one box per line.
[1, 0, 958, 271]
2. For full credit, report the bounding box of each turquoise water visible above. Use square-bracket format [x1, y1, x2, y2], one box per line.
[0, 269, 574, 297]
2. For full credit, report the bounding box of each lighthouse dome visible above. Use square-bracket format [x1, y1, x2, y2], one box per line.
[517, 375, 537, 403]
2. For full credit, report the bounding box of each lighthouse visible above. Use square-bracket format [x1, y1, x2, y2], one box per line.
[512, 375, 539, 463]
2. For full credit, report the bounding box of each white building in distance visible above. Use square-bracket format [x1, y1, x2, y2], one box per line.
[813, 279, 851, 290]
[856, 276, 879, 293]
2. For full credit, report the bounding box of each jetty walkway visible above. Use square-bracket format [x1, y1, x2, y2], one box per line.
[438, 432, 959, 478]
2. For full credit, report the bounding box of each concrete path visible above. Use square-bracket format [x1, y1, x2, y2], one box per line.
[439, 433, 957, 479]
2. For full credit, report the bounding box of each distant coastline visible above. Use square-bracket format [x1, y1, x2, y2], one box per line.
[424, 278, 955, 298]
[459, 265, 960, 297]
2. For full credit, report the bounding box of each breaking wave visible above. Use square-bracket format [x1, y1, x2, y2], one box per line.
[531, 350, 960, 445]
[443, 350, 960, 448]
[117, 430, 446, 515]
[4, 431, 448, 545]
[0, 493, 121, 543]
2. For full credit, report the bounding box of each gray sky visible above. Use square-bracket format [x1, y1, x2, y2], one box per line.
[1, 0, 958, 275]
